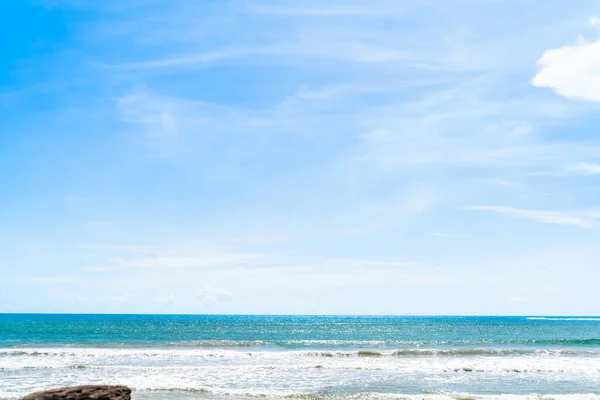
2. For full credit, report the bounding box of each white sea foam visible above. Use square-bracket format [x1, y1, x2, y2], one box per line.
[526, 317, 600, 321]
[124, 392, 600, 400]
[2, 346, 600, 399]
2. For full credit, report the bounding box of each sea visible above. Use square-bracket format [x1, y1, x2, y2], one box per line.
[1, 315, 600, 400]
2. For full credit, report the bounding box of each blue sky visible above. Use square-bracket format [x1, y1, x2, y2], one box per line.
[2, 0, 600, 315]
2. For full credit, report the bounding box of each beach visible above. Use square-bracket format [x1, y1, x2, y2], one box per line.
[1, 315, 600, 399]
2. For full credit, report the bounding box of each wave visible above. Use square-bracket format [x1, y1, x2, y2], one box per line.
[5, 337, 600, 351]
[6, 340, 272, 349]
[123, 390, 600, 400]
[7, 391, 600, 400]
[4, 361, 599, 375]
[392, 349, 529, 357]
[0, 350, 64, 357]
[142, 387, 211, 393]
[181, 337, 600, 348]
[527, 317, 600, 321]
[171, 340, 271, 347]
[526, 339, 600, 346]
[181, 338, 600, 348]
[305, 348, 595, 358]
[2, 346, 599, 361]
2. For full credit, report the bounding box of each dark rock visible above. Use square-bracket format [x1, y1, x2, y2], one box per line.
[22, 385, 131, 400]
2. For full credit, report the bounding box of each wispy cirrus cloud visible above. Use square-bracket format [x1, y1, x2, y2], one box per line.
[80, 243, 269, 272]
[104, 0, 593, 176]
[107, 49, 248, 70]
[81, 266, 118, 272]
[247, 6, 382, 17]
[82, 253, 266, 271]
[466, 205, 600, 228]
[431, 231, 466, 239]
[566, 162, 600, 175]
[123, 254, 265, 269]
[107, 42, 408, 71]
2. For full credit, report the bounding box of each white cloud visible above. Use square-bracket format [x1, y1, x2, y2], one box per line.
[466, 205, 600, 228]
[123, 254, 264, 269]
[320, 186, 439, 235]
[431, 231, 465, 238]
[532, 32, 600, 101]
[102, 293, 134, 303]
[116, 91, 250, 146]
[248, 6, 382, 17]
[66, 294, 89, 302]
[480, 179, 519, 188]
[82, 244, 166, 255]
[81, 266, 118, 272]
[197, 285, 234, 305]
[87, 254, 265, 271]
[113, 41, 406, 71]
[112, 49, 244, 69]
[83, 243, 266, 270]
[321, 258, 411, 268]
[508, 296, 528, 303]
[156, 292, 176, 305]
[567, 162, 600, 175]
[352, 82, 576, 170]
[118, 92, 182, 139]
[11, 276, 81, 284]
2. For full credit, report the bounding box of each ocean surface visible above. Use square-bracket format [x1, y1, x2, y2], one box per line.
[1, 315, 600, 400]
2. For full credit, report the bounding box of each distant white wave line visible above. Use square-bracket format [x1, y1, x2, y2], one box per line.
[3, 349, 600, 376]
[80, 388, 600, 400]
[156, 390, 600, 400]
[2, 347, 599, 359]
[363, 395, 600, 400]
[527, 317, 600, 321]
[3, 388, 600, 400]
[5, 363, 600, 375]
[357, 395, 600, 400]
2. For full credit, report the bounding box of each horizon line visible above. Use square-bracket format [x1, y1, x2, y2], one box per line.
[1, 313, 599, 318]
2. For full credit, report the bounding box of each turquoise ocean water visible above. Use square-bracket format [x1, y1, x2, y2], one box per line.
[1, 315, 600, 399]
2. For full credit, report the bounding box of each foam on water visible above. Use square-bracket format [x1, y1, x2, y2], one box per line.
[1, 315, 600, 399]
[526, 318, 600, 322]
[2, 345, 600, 399]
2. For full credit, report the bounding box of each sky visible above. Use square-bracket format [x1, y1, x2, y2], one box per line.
[1, 0, 600, 315]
